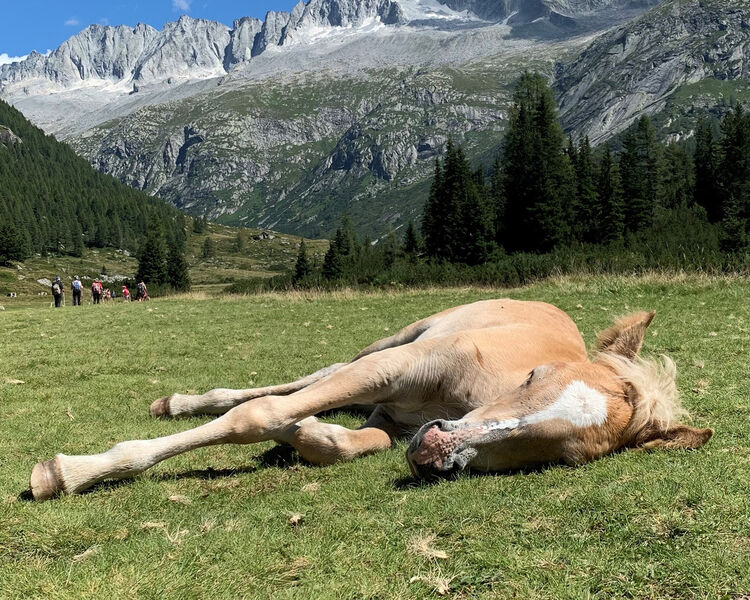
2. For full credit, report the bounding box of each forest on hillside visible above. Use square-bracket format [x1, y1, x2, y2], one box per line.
[0, 99, 184, 266]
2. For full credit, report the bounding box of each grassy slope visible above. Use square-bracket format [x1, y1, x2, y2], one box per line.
[1, 276, 749, 598]
[0, 223, 328, 308]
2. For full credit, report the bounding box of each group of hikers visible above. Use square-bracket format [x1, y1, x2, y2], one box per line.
[51, 276, 149, 308]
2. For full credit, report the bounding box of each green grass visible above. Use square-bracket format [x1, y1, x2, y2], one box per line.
[1, 275, 749, 598]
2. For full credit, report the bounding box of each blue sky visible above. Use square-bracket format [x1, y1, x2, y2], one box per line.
[0, 1, 299, 63]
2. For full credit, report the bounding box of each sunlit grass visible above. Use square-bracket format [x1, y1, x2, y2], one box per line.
[1, 276, 748, 598]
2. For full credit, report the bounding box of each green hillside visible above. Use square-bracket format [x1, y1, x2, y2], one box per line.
[0, 99, 181, 260]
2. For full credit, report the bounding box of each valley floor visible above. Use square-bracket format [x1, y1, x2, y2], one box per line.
[1, 276, 748, 598]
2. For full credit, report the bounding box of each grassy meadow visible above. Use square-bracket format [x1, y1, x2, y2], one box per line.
[1, 276, 749, 598]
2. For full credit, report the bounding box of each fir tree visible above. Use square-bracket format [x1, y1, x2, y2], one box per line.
[293, 239, 312, 284]
[201, 236, 215, 259]
[193, 216, 208, 234]
[136, 218, 168, 285]
[660, 143, 695, 209]
[233, 230, 245, 252]
[500, 72, 575, 252]
[595, 144, 625, 244]
[573, 136, 599, 243]
[167, 233, 191, 291]
[694, 118, 721, 222]
[402, 220, 421, 257]
[619, 115, 661, 232]
[0, 220, 27, 265]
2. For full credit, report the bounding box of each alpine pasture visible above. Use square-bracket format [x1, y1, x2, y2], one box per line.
[1, 276, 749, 598]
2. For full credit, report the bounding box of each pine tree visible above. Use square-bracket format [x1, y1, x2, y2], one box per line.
[136, 217, 168, 285]
[694, 118, 721, 222]
[619, 115, 661, 233]
[0, 220, 27, 265]
[201, 236, 215, 259]
[402, 220, 421, 257]
[293, 239, 312, 284]
[718, 105, 750, 251]
[660, 143, 695, 209]
[193, 216, 207, 234]
[167, 233, 191, 291]
[595, 144, 625, 244]
[573, 136, 599, 243]
[233, 230, 245, 252]
[322, 234, 343, 280]
[500, 72, 575, 252]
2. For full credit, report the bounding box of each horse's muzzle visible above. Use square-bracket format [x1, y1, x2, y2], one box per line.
[406, 419, 475, 480]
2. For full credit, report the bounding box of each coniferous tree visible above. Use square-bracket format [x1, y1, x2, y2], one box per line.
[193, 216, 208, 234]
[293, 239, 312, 284]
[167, 233, 191, 291]
[660, 143, 695, 209]
[500, 72, 575, 252]
[573, 136, 599, 243]
[595, 144, 625, 244]
[136, 218, 168, 285]
[694, 118, 721, 222]
[322, 232, 344, 280]
[718, 105, 750, 251]
[619, 115, 661, 232]
[402, 220, 421, 258]
[201, 236, 215, 259]
[234, 230, 245, 252]
[0, 220, 28, 265]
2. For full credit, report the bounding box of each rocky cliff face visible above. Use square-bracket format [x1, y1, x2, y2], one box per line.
[556, 0, 750, 143]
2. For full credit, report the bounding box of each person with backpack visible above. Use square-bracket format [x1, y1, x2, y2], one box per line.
[136, 281, 149, 302]
[91, 279, 103, 304]
[51, 276, 64, 308]
[71, 276, 82, 306]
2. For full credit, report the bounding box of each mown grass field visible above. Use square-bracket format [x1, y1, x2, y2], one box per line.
[1, 276, 749, 599]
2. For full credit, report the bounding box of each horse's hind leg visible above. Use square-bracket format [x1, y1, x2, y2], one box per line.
[276, 408, 397, 465]
[150, 363, 347, 418]
[32, 347, 416, 500]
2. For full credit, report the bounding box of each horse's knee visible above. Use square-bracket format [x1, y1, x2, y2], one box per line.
[224, 400, 279, 443]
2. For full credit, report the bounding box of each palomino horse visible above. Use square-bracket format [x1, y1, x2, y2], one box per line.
[30, 300, 713, 500]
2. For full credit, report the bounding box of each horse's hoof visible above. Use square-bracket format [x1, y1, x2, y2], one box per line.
[149, 396, 171, 418]
[30, 457, 64, 501]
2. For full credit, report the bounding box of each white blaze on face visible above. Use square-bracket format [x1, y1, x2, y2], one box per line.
[486, 380, 608, 432]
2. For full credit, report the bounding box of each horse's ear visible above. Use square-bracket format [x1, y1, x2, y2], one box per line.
[595, 311, 655, 360]
[635, 424, 714, 451]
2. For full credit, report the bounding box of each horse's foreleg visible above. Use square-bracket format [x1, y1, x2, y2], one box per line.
[31, 348, 417, 500]
[149, 363, 347, 418]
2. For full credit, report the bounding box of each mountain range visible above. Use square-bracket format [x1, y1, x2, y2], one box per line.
[0, 0, 746, 237]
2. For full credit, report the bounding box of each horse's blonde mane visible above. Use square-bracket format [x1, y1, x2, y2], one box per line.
[598, 353, 687, 443]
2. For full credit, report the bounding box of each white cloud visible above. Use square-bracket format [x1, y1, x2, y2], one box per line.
[0, 53, 28, 66]
[172, 0, 191, 11]
[65, 17, 80, 26]
[100, 17, 110, 26]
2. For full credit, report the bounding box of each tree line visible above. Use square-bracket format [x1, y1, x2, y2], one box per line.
[259, 71, 748, 291]
[421, 71, 748, 263]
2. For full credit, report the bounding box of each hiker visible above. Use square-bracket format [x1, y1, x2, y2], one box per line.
[71, 276, 82, 306]
[136, 281, 149, 302]
[104, 289, 112, 302]
[122, 285, 131, 302]
[91, 279, 103, 304]
[51, 276, 64, 308]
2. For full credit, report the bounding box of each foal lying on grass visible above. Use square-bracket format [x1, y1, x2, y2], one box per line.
[30, 299, 713, 500]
